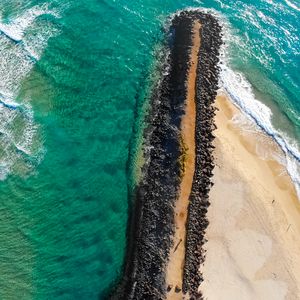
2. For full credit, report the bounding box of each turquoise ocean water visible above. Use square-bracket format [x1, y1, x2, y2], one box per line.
[0, 0, 299, 298]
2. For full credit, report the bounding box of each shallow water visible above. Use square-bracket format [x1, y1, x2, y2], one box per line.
[0, 0, 298, 298]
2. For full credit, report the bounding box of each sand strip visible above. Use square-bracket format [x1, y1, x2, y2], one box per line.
[200, 94, 300, 300]
[165, 21, 201, 300]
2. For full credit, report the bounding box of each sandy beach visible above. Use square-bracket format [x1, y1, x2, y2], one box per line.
[165, 21, 200, 299]
[111, 10, 300, 300]
[200, 94, 300, 299]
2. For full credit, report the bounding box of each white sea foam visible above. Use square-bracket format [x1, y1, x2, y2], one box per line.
[284, 0, 300, 12]
[218, 18, 300, 197]
[0, 5, 60, 180]
[169, 8, 300, 197]
[0, 4, 59, 42]
[0, 96, 37, 179]
[23, 23, 60, 60]
[0, 93, 20, 109]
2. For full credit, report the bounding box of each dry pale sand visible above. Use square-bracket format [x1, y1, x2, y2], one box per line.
[200, 94, 300, 300]
[165, 21, 201, 299]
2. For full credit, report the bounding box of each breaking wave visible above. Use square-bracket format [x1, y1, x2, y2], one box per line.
[0, 5, 60, 180]
[218, 16, 300, 197]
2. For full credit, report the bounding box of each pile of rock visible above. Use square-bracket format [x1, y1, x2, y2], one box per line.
[112, 11, 222, 300]
[182, 12, 222, 300]
[112, 13, 195, 300]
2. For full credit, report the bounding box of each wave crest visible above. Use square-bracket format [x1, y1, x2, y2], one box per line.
[0, 5, 61, 180]
[219, 45, 300, 197]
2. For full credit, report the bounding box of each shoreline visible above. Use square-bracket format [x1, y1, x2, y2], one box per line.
[110, 9, 300, 300]
[200, 93, 300, 299]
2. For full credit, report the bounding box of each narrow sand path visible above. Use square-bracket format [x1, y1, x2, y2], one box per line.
[165, 21, 201, 300]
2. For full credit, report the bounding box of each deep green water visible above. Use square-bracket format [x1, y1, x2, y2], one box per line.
[0, 0, 299, 298]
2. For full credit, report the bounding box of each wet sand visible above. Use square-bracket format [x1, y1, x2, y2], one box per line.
[200, 94, 300, 299]
[165, 21, 201, 300]
[112, 9, 300, 299]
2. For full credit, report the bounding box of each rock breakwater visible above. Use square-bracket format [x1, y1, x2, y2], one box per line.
[112, 10, 222, 300]
[182, 12, 222, 300]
